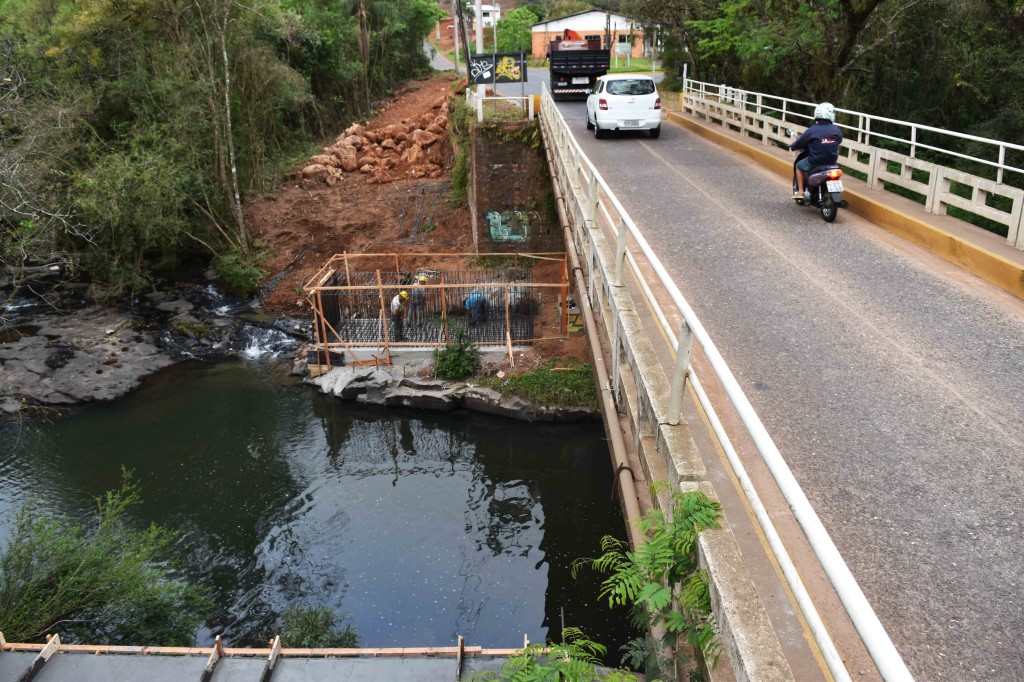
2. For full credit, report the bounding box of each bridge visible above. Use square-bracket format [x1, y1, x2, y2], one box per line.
[480, 71, 1024, 681]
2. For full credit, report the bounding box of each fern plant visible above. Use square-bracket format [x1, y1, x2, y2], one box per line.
[466, 628, 643, 682]
[574, 488, 722, 669]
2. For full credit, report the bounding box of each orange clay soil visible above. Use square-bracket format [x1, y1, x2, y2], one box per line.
[246, 74, 589, 369]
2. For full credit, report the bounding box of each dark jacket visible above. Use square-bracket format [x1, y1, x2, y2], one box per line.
[790, 121, 843, 168]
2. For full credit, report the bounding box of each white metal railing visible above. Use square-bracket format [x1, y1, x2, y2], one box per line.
[539, 85, 915, 681]
[466, 86, 535, 122]
[681, 79, 1024, 249]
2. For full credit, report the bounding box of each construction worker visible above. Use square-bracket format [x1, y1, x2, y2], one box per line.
[411, 275, 429, 324]
[390, 290, 409, 341]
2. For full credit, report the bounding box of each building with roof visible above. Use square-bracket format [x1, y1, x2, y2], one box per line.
[530, 10, 648, 60]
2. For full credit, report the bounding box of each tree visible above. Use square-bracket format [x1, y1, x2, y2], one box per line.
[0, 473, 210, 644]
[496, 7, 539, 52]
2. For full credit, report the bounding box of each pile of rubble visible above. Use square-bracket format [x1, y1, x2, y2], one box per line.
[299, 97, 450, 186]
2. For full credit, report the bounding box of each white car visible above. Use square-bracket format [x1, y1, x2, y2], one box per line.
[586, 75, 662, 139]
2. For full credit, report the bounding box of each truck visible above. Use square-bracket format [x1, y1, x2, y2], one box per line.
[548, 29, 611, 101]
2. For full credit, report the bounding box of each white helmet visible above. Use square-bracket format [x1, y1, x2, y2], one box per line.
[814, 102, 836, 123]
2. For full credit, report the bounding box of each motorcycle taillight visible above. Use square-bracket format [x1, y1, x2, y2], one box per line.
[599, 99, 608, 110]
[828, 169, 843, 180]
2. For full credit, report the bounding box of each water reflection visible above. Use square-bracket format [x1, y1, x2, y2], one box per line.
[0, 361, 629, 655]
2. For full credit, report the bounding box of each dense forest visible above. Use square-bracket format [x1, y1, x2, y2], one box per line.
[622, 0, 1024, 147]
[0, 0, 442, 298]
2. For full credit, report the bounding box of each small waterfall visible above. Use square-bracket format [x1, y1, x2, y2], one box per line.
[235, 324, 301, 360]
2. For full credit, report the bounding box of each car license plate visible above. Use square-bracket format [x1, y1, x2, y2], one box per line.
[826, 180, 844, 192]
[622, 120, 641, 127]
[571, 77, 590, 84]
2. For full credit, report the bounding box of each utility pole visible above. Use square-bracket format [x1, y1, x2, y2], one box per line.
[453, 12, 460, 75]
[475, 0, 483, 54]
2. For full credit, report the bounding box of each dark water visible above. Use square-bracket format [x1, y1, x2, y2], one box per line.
[0, 360, 630, 654]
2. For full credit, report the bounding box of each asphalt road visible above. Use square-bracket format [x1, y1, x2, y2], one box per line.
[552, 101, 1024, 680]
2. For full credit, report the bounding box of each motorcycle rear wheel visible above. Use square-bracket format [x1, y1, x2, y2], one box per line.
[820, 194, 838, 223]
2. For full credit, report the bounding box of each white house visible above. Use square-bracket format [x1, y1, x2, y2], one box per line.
[531, 10, 647, 60]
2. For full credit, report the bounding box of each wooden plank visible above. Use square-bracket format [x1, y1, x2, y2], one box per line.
[199, 636, 221, 682]
[259, 636, 281, 682]
[455, 635, 465, 680]
[16, 633, 60, 682]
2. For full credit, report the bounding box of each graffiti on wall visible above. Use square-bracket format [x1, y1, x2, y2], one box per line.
[486, 209, 536, 243]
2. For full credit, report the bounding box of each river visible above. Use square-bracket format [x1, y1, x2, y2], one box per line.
[0, 357, 631, 655]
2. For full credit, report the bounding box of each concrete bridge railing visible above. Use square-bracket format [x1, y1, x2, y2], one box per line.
[538, 85, 915, 681]
[681, 79, 1024, 250]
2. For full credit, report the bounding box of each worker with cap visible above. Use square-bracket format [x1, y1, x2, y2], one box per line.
[410, 275, 429, 324]
[390, 290, 409, 342]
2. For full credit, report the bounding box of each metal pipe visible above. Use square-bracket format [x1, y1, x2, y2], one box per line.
[537, 87, 644, 545]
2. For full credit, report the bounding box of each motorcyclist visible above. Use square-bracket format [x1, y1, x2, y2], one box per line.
[790, 102, 843, 199]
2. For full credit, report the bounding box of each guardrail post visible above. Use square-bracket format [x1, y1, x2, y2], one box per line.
[613, 219, 627, 286]
[910, 125, 917, 158]
[477, 86, 484, 123]
[528, 95, 535, 120]
[587, 174, 599, 226]
[667, 322, 693, 425]
[998, 146, 1006, 184]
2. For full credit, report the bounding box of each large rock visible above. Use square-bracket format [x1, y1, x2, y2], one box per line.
[402, 145, 424, 165]
[411, 129, 439, 148]
[304, 368, 599, 423]
[344, 123, 364, 137]
[332, 146, 359, 172]
[310, 154, 336, 167]
[343, 135, 363, 149]
[301, 163, 327, 180]
[383, 385, 458, 411]
[0, 308, 173, 406]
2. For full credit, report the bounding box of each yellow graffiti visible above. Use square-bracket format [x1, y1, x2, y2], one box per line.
[495, 56, 521, 82]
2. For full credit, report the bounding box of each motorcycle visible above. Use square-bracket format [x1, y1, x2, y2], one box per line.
[787, 130, 849, 223]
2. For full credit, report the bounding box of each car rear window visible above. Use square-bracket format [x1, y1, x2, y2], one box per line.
[606, 79, 655, 96]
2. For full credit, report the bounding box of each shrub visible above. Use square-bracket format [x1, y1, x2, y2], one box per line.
[212, 248, 267, 297]
[434, 330, 480, 380]
[279, 606, 358, 648]
[0, 472, 210, 645]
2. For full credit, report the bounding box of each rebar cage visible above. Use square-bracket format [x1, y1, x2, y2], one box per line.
[304, 253, 571, 368]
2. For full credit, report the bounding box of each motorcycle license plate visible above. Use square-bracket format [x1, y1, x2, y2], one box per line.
[621, 120, 641, 127]
[826, 180, 844, 192]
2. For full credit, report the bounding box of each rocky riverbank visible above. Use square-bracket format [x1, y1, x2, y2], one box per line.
[307, 365, 599, 422]
[0, 283, 307, 415]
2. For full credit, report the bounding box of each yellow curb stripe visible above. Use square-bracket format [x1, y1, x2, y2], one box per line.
[667, 110, 1024, 301]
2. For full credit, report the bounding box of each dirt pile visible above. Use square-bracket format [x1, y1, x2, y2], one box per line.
[300, 97, 450, 186]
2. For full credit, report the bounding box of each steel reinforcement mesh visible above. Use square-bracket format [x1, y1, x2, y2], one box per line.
[313, 268, 565, 346]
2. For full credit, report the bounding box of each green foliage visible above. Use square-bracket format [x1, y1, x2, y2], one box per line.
[574, 488, 722, 667]
[448, 97, 473, 204]
[279, 605, 358, 648]
[434, 330, 480, 379]
[212, 247, 268, 297]
[0, 0, 446, 297]
[496, 7, 538, 53]
[467, 255, 535, 269]
[478, 358, 598, 409]
[466, 628, 642, 682]
[0, 471, 210, 645]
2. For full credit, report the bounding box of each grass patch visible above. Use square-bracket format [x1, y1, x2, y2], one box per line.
[478, 358, 597, 409]
[608, 58, 662, 74]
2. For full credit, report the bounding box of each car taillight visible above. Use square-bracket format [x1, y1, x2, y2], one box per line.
[655, 97, 661, 110]
[599, 99, 608, 110]
[828, 169, 843, 180]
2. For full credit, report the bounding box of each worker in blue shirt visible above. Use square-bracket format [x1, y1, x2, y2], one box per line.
[464, 293, 488, 326]
[790, 102, 843, 199]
